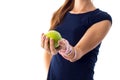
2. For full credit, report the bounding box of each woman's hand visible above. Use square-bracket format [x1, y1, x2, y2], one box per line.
[41, 33, 76, 61]
[41, 33, 59, 55]
[58, 39, 75, 61]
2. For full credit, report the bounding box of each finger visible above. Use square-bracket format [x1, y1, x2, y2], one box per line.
[63, 55, 70, 61]
[41, 33, 44, 40]
[50, 38, 57, 55]
[41, 33, 44, 47]
[44, 36, 50, 52]
[41, 33, 45, 48]
[60, 53, 70, 61]
[58, 39, 66, 50]
[56, 46, 61, 51]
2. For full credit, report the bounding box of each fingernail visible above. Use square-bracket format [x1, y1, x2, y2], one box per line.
[43, 35, 45, 39]
[58, 41, 61, 44]
[42, 33, 44, 35]
[50, 38, 53, 41]
[46, 36, 48, 40]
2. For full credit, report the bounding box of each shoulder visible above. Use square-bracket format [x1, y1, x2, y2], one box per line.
[89, 9, 112, 25]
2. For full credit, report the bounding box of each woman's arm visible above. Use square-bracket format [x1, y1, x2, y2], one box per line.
[44, 51, 52, 71]
[41, 33, 53, 71]
[41, 20, 112, 64]
[75, 20, 111, 60]
[63, 20, 112, 62]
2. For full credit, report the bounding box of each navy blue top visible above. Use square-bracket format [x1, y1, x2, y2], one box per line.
[47, 9, 112, 80]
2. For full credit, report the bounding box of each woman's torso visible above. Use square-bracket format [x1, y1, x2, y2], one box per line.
[47, 8, 112, 80]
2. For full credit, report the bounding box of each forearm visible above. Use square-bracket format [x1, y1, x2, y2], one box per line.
[75, 21, 111, 59]
[66, 20, 111, 62]
[62, 46, 84, 62]
[44, 51, 52, 71]
[73, 41, 100, 61]
[63, 42, 99, 62]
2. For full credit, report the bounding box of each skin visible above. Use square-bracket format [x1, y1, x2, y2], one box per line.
[41, 0, 112, 71]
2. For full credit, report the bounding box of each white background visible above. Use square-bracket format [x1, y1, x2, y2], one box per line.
[0, 0, 120, 80]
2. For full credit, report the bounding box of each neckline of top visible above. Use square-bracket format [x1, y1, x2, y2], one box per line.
[67, 8, 99, 16]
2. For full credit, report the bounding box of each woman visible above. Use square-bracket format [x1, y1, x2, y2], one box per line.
[41, 0, 112, 80]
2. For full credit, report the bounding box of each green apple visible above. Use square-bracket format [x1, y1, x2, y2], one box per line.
[45, 30, 62, 48]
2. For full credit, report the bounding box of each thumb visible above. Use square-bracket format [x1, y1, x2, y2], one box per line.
[58, 38, 68, 50]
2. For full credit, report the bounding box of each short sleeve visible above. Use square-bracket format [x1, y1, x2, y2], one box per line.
[89, 10, 112, 26]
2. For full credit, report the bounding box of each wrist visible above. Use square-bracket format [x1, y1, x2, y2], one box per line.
[69, 48, 77, 62]
[65, 45, 73, 55]
[65, 47, 77, 62]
